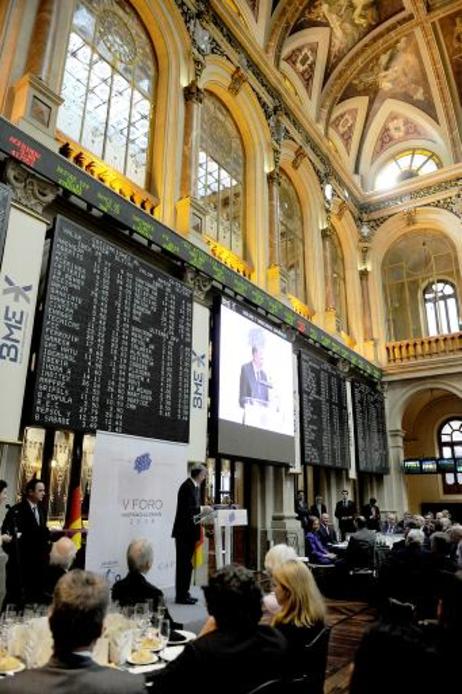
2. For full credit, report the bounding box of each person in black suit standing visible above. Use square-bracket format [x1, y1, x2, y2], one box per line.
[2, 478, 50, 606]
[309, 495, 327, 519]
[0, 570, 145, 693]
[295, 490, 310, 530]
[334, 489, 356, 540]
[239, 343, 270, 409]
[361, 497, 381, 531]
[172, 464, 209, 605]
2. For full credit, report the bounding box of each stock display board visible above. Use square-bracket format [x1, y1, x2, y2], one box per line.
[31, 217, 192, 441]
[299, 349, 350, 469]
[352, 381, 389, 474]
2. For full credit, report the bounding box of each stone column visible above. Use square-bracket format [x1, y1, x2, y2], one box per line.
[10, 0, 63, 148]
[384, 428, 408, 516]
[176, 82, 207, 239]
[266, 169, 288, 297]
[359, 268, 373, 341]
[271, 466, 304, 555]
[322, 226, 336, 311]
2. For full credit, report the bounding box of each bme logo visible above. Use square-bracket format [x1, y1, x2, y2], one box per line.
[0, 275, 33, 363]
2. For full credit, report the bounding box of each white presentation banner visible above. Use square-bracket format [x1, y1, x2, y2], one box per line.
[0, 206, 45, 440]
[188, 301, 209, 462]
[291, 352, 301, 474]
[346, 380, 357, 480]
[86, 431, 188, 589]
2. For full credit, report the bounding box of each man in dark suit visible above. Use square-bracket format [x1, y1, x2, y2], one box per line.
[239, 345, 270, 409]
[334, 489, 356, 540]
[361, 497, 381, 531]
[345, 516, 376, 569]
[172, 464, 209, 605]
[112, 538, 181, 628]
[318, 513, 338, 548]
[0, 569, 145, 693]
[149, 564, 287, 694]
[309, 495, 327, 518]
[2, 478, 50, 605]
[295, 490, 310, 530]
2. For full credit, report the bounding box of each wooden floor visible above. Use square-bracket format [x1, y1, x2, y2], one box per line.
[324, 599, 377, 694]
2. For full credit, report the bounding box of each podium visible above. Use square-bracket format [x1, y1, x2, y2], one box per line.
[212, 508, 248, 569]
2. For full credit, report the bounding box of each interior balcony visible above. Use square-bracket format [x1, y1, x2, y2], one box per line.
[384, 332, 462, 380]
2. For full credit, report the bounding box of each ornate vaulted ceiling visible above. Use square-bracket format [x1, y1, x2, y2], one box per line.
[229, 0, 462, 191]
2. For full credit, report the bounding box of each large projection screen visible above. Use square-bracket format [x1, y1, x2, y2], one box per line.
[215, 299, 295, 464]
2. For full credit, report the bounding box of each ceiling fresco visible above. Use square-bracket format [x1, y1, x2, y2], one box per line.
[283, 43, 318, 99]
[289, 0, 404, 78]
[341, 33, 438, 124]
[439, 10, 462, 110]
[330, 108, 359, 154]
[372, 113, 431, 162]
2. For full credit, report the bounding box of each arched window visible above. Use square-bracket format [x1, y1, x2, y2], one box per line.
[197, 92, 244, 257]
[383, 231, 461, 341]
[57, 0, 156, 186]
[279, 171, 305, 302]
[331, 231, 348, 333]
[424, 280, 460, 336]
[438, 418, 462, 494]
[375, 149, 441, 191]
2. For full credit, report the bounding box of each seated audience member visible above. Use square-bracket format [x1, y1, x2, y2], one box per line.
[112, 538, 180, 628]
[0, 570, 145, 693]
[149, 564, 287, 694]
[361, 498, 381, 531]
[350, 598, 439, 694]
[272, 560, 326, 679]
[318, 513, 337, 548]
[261, 544, 298, 623]
[381, 529, 430, 615]
[428, 532, 457, 573]
[381, 512, 399, 534]
[448, 524, 462, 562]
[441, 509, 451, 520]
[345, 516, 376, 569]
[42, 537, 77, 604]
[396, 511, 412, 533]
[306, 517, 337, 565]
[436, 516, 451, 533]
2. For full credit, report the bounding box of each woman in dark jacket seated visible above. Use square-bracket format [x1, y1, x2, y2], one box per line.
[272, 560, 326, 679]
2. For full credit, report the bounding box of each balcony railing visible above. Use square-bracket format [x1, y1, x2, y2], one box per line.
[386, 332, 462, 363]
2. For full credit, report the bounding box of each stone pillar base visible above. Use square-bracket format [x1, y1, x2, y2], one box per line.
[270, 513, 304, 556]
[10, 73, 63, 151]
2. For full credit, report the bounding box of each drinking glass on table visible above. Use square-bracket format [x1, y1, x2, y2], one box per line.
[134, 603, 150, 631]
[158, 618, 170, 649]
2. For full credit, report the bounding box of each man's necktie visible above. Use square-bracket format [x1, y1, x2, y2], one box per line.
[33, 506, 40, 525]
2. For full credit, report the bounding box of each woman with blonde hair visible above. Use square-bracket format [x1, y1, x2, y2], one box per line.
[261, 543, 298, 623]
[272, 559, 327, 678]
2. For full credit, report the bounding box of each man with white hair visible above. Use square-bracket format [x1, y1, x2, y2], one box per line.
[112, 538, 180, 628]
[42, 537, 77, 604]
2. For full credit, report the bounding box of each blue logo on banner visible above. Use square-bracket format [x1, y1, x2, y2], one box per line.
[229, 511, 236, 524]
[134, 453, 152, 474]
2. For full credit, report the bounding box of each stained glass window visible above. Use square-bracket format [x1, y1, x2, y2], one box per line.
[279, 171, 305, 302]
[197, 92, 244, 256]
[58, 0, 156, 186]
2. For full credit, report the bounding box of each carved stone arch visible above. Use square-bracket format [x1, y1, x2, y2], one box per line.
[265, 0, 307, 63]
[280, 140, 324, 314]
[330, 210, 363, 344]
[368, 207, 462, 363]
[199, 55, 273, 285]
[359, 99, 450, 191]
[387, 380, 462, 432]
[130, 0, 192, 226]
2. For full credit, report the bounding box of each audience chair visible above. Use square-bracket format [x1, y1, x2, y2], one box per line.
[289, 626, 331, 694]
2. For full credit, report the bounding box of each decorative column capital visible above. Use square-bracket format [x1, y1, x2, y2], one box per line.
[184, 80, 204, 104]
[292, 146, 307, 170]
[228, 66, 247, 96]
[4, 159, 59, 215]
[321, 225, 333, 240]
[267, 169, 281, 187]
[184, 266, 213, 301]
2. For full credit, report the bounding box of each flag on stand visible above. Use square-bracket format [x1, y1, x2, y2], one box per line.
[67, 485, 82, 550]
[192, 526, 205, 569]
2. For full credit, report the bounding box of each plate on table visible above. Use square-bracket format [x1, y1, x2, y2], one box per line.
[127, 651, 159, 666]
[0, 656, 26, 675]
[140, 635, 163, 652]
[168, 629, 195, 645]
[160, 646, 185, 662]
